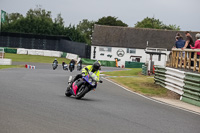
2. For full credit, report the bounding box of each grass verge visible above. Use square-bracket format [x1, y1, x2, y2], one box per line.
[0, 65, 24, 69]
[4, 53, 70, 64]
[0, 53, 70, 69]
[102, 68, 142, 76]
[102, 68, 168, 97]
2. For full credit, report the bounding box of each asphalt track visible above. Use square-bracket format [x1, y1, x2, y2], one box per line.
[0, 63, 200, 133]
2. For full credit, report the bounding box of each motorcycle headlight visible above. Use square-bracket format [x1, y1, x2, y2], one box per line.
[92, 81, 96, 86]
[88, 78, 92, 83]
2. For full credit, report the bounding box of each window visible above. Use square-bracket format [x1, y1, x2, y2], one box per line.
[127, 48, 136, 54]
[99, 47, 112, 52]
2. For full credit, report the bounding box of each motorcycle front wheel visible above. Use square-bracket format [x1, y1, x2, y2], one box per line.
[75, 86, 89, 99]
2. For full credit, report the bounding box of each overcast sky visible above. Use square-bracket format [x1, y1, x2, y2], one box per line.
[0, 0, 200, 31]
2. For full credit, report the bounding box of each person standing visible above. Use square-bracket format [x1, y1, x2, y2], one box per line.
[183, 31, 194, 66]
[190, 33, 200, 67]
[174, 36, 185, 57]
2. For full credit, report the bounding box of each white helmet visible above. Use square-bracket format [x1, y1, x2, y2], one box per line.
[196, 33, 200, 39]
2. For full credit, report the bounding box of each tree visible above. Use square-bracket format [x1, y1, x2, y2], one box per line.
[96, 16, 128, 27]
[5, 13, 23, 24]
[162, 24, 180, 31]
[2, 6, 55, 34]
[1, 6, 87, 43]
[53, 13, 65, 35]
[76, 19, 95, 44]
[135, 17, 180, 31]
[64, 25, 87, 43]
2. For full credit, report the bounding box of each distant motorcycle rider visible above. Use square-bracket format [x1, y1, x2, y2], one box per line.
[70, 61, 101, 85]
[53, 58, 58, 64]
[77, 59, 82, 70]
[62, 61, 67, 70]
[69, 59, 76, 69]
[78, 59, 82, 66]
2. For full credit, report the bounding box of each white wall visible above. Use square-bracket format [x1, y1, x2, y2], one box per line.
[91, 46, 170, 67]
[0, 59, 12, 65]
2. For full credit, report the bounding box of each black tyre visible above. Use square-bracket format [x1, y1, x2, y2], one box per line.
[75, 86, 89, 99]
[65, 86, 72, 97]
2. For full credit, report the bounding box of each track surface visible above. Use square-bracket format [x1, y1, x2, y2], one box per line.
[0, 63, 200, 133]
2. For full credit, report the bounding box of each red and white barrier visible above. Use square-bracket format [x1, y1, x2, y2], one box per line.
[25, 64, 36, 69]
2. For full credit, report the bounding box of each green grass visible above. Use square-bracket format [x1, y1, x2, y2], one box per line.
[111, 77, 167, 96]
[103, 68, 167, 97]
[0, 53, 70, 69]
[102, 68, 142, 76]
[0, 65, 24, 69]
[4, 53, 70, 64]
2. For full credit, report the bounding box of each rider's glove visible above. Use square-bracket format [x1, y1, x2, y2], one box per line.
[82, 72, 85, 77]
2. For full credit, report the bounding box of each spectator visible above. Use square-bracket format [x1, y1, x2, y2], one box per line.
[183, 31, 194, 66]
[174, 36, 185, 49]
[173, 36, 185, 63]
[190, 33, 200, 67]
[176, 32, 184, 40]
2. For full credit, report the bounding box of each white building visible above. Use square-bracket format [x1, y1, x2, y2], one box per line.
[91, 25, 175, 67]
[91, 46, 170, 67]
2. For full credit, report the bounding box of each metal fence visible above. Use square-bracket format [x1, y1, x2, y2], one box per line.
[0, 32, 91, 58]
[154, 66, 200, 107]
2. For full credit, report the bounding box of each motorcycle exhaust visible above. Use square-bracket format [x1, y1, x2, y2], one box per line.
[68, 76, 72, 84]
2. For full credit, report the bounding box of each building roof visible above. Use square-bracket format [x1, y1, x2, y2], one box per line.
[92, 25, 199, 50]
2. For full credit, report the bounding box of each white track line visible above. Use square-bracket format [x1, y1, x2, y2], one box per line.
[102, 77, 200, 116]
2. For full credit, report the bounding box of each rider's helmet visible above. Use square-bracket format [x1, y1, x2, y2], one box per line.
[92, 61, 101, 71]
[55, 58, 57, 61]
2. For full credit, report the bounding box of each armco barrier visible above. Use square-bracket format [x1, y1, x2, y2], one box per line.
[17, 48, 63, 57]
[66, 53, 78, 61]
[17, 48, 28, 54]
[154, 66, 200, 107]
[82, 58, 116, 67]
[125, 61, 145, 68]
[181, 72, 200, 107]
[142, 65, 147, 75]
[1, 47, 17, 54]
[0, 59, 12, 65]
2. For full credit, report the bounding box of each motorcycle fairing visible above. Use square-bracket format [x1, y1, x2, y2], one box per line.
[72, 80, 85, 96]
[83, 75, 97, 88]
[72, 82, 78, 95]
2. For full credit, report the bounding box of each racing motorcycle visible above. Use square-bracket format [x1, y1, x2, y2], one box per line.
[52, 62, 58, 70]
[77, 63, 82, 71]
[69, 63, 74, 72]
[65, 68, 103, 99]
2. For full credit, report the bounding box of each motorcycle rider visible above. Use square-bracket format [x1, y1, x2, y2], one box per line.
[62, 61, 67, 70]
[78, 59, 82, 66]
[69, 59, 76, 70]
[77, 59, 82, 70]
[70, 61, 101, 86]
[53, 58, 58, 65]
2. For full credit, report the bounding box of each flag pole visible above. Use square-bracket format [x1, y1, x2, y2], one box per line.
[0, 10, 1, 32]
